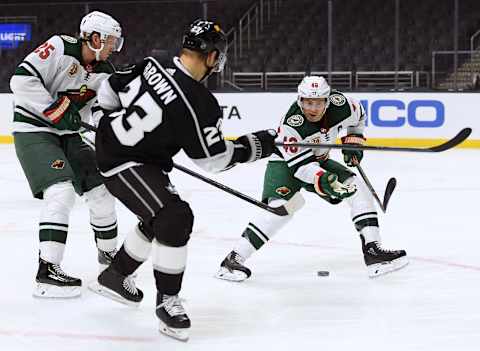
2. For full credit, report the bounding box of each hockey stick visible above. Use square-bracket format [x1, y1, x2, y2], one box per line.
[276, 128, 471, 153]
[356, 164, 396, 213]
[172, 163, 305, 216]
[79, 121, 304, 216]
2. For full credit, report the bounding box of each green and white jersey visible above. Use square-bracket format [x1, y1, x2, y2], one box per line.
[273, 90, 366, 184]
[10, 34, 114, 134]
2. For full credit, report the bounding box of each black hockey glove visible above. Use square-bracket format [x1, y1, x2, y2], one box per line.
[43, 96, 81, 131]
[235, 129, 280, 162]
[341, 134, 366, 167]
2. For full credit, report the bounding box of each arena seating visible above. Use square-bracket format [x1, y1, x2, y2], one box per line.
[232, 0, 480, 73]
[0, 0, 254, 92]
[1, 0, 480, 92]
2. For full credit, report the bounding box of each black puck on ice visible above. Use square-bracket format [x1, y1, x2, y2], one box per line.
[317, 270, 330, 277]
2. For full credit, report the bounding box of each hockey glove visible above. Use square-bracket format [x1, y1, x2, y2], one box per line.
[235, 129, 280, 162]
[43, 96, 81, 131]
[341, 134, 366, 167]
[314, 170, 357, 200]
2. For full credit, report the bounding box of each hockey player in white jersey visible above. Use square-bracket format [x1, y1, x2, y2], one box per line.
[10, 11, 124, 298]
[216, 76, 408, 281]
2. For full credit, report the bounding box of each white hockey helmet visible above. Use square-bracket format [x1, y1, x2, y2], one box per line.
[297, 75, 331, 111]
[80, 11, 123, 60]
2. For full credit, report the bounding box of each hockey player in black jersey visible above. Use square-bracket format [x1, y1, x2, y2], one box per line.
[90, 19, 278, 341]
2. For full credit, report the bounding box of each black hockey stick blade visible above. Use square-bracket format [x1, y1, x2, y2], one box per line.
[382, 177, 397, 211]
[275, 128, 472, 153]
[425, 127, 471, 152]
[172, 163, 305, 216]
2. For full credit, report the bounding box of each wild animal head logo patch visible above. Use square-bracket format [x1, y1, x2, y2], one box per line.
[275, 186, 291, 196]
[60, 85, 96, 105]
[68, 63, 78, 77]
[51, 159, 65, 170]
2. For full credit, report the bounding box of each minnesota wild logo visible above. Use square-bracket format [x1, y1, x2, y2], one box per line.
[51, 159, 65, 170]
[275, 186, 291, 196]
[58, 85, 96, 107]
[68, 63, 78, 77]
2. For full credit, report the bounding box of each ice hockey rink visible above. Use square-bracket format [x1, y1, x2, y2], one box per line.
[1, 144, 479, 351]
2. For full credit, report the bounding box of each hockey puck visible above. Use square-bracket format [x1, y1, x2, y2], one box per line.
[317, 270, 330, 277]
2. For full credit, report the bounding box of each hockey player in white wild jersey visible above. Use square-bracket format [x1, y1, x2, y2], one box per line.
[10, 11, 124, 298]
[216, 76, 408, 281]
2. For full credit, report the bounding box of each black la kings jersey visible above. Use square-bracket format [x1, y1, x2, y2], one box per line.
[96, 56, 235, 176]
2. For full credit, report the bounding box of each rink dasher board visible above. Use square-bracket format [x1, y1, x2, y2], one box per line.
[1, 92, 478, 147]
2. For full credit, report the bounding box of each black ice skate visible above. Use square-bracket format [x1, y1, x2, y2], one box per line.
[97, 248, 118, 273]
[90, 265, 143, 306]
[33, 258, 82, 298]
[156, 293, 191, 342]
[215, 251, 252, 282]
[361, 235, 408, 277]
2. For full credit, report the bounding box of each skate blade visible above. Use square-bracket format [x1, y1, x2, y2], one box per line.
[368, 256, 409, 278]
[215, 267, 248, 282]
[158, 320, 189, 342]
[33, 283, 81, 298]
[88, 281, 140, 307]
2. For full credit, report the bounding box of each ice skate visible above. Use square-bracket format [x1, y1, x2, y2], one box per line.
[33, 258, 82, 298]
[361, 235, 408, 277]
[97, 248, 118, 273]
[215, 251, 252, 282]
[90, 265, 143, 306]
[156, 293, 190, 342]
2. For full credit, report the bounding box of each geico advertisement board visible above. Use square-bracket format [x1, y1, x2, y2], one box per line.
[216, 92, 479, 141]
[1, 92, 479, 143]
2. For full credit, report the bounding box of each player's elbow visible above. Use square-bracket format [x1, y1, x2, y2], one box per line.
[10, 75, 26, 94]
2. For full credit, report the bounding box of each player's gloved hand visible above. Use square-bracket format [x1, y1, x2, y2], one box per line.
[43, 96, 81, 131]
[236, 129, 280, 162]
[314, 170, 357, 199]
[341, 134, 365, 167]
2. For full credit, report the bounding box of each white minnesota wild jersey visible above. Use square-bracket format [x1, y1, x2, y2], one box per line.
[10, 34, 114, 134]
[273, 91, 366, 183]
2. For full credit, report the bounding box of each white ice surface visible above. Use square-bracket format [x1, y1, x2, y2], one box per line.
[1, 144, 479, 351]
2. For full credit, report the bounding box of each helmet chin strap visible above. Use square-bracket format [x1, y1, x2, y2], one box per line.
[86, 41, 104, 61]
[199, 55, 216, 83]
[200, 67, 214, 83]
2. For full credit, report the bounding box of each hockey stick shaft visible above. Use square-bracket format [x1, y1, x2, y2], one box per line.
[172, 163, 304, 216]
[80, 121, 98, 132]
[275, 128, 471, 153]
[79, 121, 303, 216]
[355, 164, 386, 213]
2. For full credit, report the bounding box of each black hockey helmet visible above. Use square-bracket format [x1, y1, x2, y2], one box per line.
[182, 19, 227, 72]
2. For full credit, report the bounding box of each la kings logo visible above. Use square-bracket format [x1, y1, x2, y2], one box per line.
[286, 114, 304, 127]
[329, 94, 346, 106]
